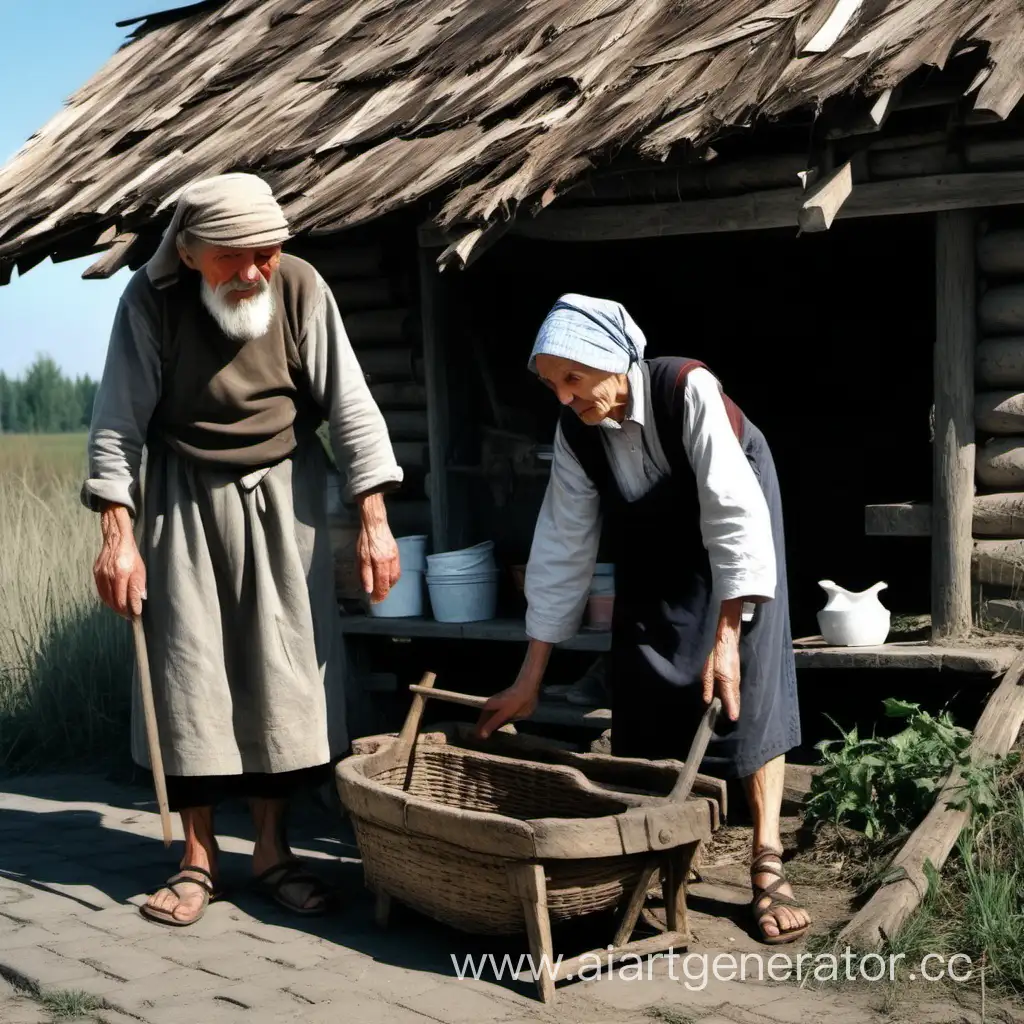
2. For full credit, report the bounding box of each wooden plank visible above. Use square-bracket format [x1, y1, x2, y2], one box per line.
[792, 639, 1016, 674]
[418, 247, 449, 552]
[865, 502, 931, 536]
[82, 232, 139, 279]
[512, 173, 1024, 243]
[552, 931, 690, 984]
[335, 614, 613, 652]
[339, 613, 1014, 671]
[932, 211, 976, 641]
[797, 161, 852, 232]
[866, 496, 1024, 537]
[839, 652, 1024, 950]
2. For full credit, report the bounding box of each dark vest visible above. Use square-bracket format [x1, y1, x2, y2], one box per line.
[558, 356, 747, 683]
[559, 356, 745, 568]
[147, 253, 323, 469]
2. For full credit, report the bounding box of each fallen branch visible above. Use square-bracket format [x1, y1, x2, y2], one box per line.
[838, 652, 1024, 950]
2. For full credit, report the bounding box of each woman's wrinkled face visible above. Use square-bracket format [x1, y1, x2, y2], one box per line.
[534, 354, 629, 425]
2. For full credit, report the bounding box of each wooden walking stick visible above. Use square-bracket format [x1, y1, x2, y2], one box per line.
[131, 614, 173, 847]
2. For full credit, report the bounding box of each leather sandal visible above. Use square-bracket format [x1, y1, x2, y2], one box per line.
[251, 858, 335, 915]
[140, 865, 220, 927]
[750, 846, 810, 945]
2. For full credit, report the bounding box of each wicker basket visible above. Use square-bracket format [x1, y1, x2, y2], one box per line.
[337, 679, 725, 938]
[349, 744, 646, 933]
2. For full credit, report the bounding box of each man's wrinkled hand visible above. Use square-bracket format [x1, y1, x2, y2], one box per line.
[701, 632, 741, 722]
[94, 505, 146, 619]
[357, 521, 401, 603]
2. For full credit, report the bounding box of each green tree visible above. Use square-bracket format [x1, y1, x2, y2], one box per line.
[1, 356, 97, 433]
[20, 355, 66, 431]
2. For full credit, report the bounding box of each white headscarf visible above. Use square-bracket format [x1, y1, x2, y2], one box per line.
[146, 172, 291, 289]
[528, 293, 647, 374]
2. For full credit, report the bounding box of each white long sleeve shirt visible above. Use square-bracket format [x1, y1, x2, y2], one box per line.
[524, 362, 776, 644]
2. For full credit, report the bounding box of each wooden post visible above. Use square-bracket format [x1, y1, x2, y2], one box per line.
[932, 210, 976, 641]
[418, 247, 450, 552]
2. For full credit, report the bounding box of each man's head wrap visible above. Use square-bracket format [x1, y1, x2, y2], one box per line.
[146, 172, 291, 289]
[528, 293, 647, 376]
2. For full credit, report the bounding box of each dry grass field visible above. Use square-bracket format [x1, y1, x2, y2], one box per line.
[0, 433, 131, 770]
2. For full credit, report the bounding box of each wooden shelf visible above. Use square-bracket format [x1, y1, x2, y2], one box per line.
[337, 614, 612, 652]
[865, 502, 932, 536]
[793, 638, 1018, 674]
[339, 617, 1015, 672]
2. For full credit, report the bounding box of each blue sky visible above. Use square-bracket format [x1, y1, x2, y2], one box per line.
[0, 3, 142, 380]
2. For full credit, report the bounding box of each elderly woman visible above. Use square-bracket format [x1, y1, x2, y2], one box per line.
[475, 294, 809, 944]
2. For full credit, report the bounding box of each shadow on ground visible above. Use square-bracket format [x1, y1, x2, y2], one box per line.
[0, 770, 764, 1002]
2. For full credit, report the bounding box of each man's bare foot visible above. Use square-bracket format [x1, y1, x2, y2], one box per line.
[141, 865, 218, 925]
[750, 847, 811, 943]
[142, 807, 219, 926]
[248, 796, 329, 912]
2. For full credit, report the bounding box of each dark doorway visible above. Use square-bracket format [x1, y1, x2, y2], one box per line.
[452, 215, 936, 636]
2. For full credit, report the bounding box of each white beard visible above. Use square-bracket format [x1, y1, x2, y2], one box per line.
[200, 276, 275, 341]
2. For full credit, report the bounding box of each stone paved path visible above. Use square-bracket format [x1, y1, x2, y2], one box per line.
[0, 773, 991, 1024]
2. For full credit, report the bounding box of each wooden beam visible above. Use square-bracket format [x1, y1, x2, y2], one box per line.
[977, 437, 1024, 488]
[82, 232, 138, 279]
[977, 337, 1024, 388]
[824, 87, 897, 139]
[973, 538, 1024, 587]
[792, 640, 1017, 674]
[979, 282, 1024, 334]
[839, 652, 1024, 951]
[418, 246, 450, 553]
[867, 496, 1024, 537]
[512, 172, 1024, 243]
[975, 492, 1024, 536]
[977, 228, 1024, 274]
[976, 390, 1024, 434]
[798, 161, 852, 232]
[932, 211, 976, 641]
[865, 502, 931, 536]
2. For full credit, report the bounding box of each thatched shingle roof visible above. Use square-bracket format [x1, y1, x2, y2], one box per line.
[0, 0, 1019, 277]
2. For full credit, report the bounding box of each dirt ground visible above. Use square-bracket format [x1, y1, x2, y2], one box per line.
[639, 814, 858, 952]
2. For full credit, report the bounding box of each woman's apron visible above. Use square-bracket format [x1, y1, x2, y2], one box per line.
[559, 356, 801, 779]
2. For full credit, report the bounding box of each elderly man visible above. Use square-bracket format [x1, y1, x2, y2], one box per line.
[84, 173, 403, 925]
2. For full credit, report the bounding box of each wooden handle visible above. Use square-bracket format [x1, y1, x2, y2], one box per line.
[407, 683, 487, 710]
[132, 615, 173, 848]
[396, 672, 438, 755]
[670, 697, 721, 801]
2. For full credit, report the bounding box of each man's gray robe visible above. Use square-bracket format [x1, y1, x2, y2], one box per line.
[82, 256, 402, 776]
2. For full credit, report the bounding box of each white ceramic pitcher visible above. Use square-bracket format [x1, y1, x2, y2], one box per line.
[816, 580, 891, 647]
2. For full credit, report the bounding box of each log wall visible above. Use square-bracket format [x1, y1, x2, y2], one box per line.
[289, 237, 432, 607]
[973, 218, 1024, 623]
